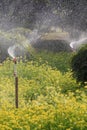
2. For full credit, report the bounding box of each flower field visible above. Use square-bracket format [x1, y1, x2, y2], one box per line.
[0, 57, 87, 130]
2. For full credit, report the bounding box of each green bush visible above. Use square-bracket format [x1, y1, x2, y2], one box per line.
[71, 44, 87, 86]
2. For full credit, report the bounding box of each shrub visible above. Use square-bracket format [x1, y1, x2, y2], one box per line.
[71, 44, 87, 86]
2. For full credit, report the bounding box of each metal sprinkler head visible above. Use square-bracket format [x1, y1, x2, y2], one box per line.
[13, 57, 17, 77]
[13, 57, 17, 64]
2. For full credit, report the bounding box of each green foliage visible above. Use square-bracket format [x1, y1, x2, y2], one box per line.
[71, 44, 87, 85]
[33, 51, 72, 73]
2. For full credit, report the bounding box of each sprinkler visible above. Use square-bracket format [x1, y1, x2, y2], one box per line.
[13, 57, 18, 108]
[8, 45, 19, 108]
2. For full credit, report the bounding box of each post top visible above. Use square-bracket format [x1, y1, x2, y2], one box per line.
[13, 57, 17, 64]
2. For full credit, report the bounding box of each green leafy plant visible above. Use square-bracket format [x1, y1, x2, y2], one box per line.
[71, 44, 87, 86]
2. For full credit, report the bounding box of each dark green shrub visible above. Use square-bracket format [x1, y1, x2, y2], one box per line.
[71, 44, 87, 85]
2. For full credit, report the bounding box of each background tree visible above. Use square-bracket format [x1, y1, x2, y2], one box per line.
[71, 44, 87, 86]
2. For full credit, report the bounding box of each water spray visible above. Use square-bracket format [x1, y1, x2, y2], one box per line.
[70, 37, 87, 50]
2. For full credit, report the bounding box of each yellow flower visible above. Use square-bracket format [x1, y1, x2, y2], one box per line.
[66, 128, 71, 130]
[84, 86, 87, 89]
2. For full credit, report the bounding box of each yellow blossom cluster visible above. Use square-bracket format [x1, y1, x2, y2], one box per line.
[0, 59, 87, 130]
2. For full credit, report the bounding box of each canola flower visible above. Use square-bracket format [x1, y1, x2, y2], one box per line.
[0, 59, 87, 130]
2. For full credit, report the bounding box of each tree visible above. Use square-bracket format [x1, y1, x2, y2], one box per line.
[71, 44, 87, 86]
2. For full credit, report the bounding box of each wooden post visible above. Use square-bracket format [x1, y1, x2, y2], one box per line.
[15, 76, 18, 108]
[13, 57, 18, 108]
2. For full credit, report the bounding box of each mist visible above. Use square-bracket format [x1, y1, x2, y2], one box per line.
[0, 0, 87, 61]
